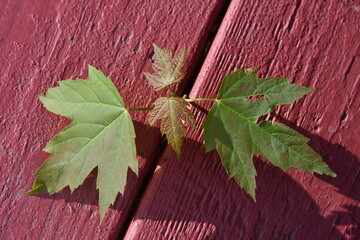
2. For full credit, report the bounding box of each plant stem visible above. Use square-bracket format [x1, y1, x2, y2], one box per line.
[127, 98, 217, 111]
[128, 106, 154, 111]
[167, 85, 177, 97]
[185, 98, 218, 102]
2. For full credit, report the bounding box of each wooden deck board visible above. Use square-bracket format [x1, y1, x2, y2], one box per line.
[124, 0, 360, 239]
[0, 0, 226, 239]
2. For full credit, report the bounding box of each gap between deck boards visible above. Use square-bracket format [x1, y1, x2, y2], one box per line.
[117, 1, 232, 239]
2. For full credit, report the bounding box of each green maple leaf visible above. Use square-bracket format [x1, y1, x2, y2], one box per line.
[203, 69, 336, 199]
[148, 97, 196, 158]
[27, 66, 138, 221]
[143, 44, 186, 91]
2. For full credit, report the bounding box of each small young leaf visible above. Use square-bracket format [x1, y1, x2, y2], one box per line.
[28, 66, 138, 221]
[144, 44, 186, 91]
[203, 69, 335, 199]
[148, 97, 196, 158]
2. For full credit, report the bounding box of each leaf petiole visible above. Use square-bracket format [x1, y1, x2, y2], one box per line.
[185, 98, 218, 102]
[127, 99, 219, 111]
[127, 98, 217, 112]
[128, 106, 155, 111]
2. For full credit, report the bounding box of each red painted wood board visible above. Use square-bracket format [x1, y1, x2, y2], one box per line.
[124, 0, 360, 239]
[0, 0, 227, 239]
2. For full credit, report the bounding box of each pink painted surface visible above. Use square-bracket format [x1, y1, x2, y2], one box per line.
[0, 0, 226, 239]
[125, 0, 360, 239]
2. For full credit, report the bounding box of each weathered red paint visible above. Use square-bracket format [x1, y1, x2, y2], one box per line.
[0, 0, 226, 239]
[124, 0, 360, 239]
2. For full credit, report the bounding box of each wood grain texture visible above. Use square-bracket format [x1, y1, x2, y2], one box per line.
[0, 0, 226, 239]
[124, 0, 360, 239]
